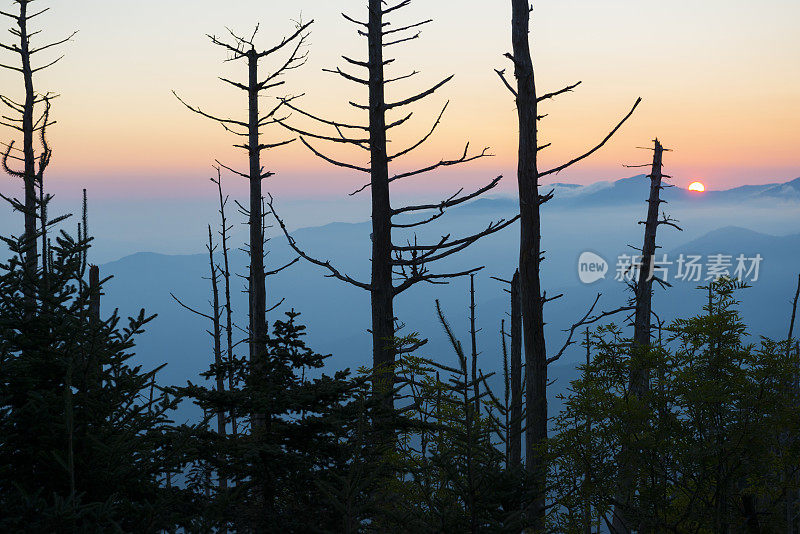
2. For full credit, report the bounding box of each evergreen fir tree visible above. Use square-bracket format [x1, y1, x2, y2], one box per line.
[0, 228, 191, 532]
[181, 310, 390, 532]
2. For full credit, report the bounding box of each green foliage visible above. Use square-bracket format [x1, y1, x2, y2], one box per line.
[0, 231, 189, 532]
[551, 279, 800, 532]
[4, 205, 799, 533]
[182, 310, 390, 533]
[382, 301, 527, 533]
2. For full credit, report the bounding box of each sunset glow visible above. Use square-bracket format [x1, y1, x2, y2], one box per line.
[688, 182, 706, 192]
[0, 0, 797, 200]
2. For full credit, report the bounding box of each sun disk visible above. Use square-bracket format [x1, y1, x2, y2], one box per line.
[688, 181, 705, 192]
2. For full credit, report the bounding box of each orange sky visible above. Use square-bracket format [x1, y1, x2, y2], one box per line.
[1, 0, 799, 200]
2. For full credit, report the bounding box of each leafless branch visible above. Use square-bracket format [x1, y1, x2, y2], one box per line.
[385, 75, 453, 110]
[388, 101, 448, 161]
[536, 81, 582, 102]
[547, 295, 635, 365]
[394, 266, 484, 295]
[350, 143, 492, 195]
[173, 91, 248, 130]
[297, 136, 370, 173]
[392, 176, 503, 215]
[171, 293, 215, 321]
[28, 31, 78, 55]
[539, 97, 642, 177]
[264, 257, 300, 277]
[494, 68, 517, 97]
[268, 195, 371, 291]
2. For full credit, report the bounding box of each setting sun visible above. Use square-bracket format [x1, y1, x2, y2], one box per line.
[688, 181, 706, 192]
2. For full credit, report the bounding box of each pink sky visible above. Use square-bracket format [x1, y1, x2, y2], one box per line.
[2, 0, 799, 201]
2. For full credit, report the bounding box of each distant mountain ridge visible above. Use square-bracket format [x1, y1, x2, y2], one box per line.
[465, 176, 800, 211]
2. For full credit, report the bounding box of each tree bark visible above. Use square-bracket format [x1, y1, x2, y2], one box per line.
[470, 274, 480, 410]
[631, 139, 664, 392]
[247, 50, 268, 429]
[367, 0, 396, 412]
[613, 139, 665, 534]
[16, 0, 38, 310]
[786, 275, 800, 534]
[510, 0, 548, 528]
[216, 174, 238, 437]
[510, 270, 523, 469]
[208, 227, 228, 489]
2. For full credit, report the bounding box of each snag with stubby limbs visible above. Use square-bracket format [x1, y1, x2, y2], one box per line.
[1, 0, 76, 312]
[174, 21, 309, 429]
[498, 0, 641, 527]
[271, 0, 518, 419]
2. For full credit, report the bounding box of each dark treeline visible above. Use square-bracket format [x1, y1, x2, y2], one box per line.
[1, 1, 799, 533]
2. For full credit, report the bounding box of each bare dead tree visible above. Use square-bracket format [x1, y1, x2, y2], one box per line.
[1, 0, 75, 309]
[497, 1, 641, 528]
[169, 228, 229, 434]
[497, 318, 511, 466]
[492, 270, 524, 470]
[174, 20, 311, 429]
[206, 226, 228, 490]
[490, 271, 526, 525]
[212, 167, 238, 437]
[270, 0, 517, 415]
[630, 139, 676, 394]
[612, 139, 680, 533]
[469, 274, 481, 410]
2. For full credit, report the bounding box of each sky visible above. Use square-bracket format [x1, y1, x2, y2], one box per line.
[1, 0, 799, 204]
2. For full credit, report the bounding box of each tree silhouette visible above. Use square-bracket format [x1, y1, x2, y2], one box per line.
[497, 1, 641, 528]
[1, 0, 75, 310]
[612, 139, 681, 532]
[270, 0, 518, 415]
[174, 20, 310, 429]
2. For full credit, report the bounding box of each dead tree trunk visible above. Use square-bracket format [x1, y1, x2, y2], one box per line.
[245, 49, 268, 429]
[508, 11, 548, 525]
[787, 274, 799, 357]
[510, 270, 523, 470]
[1, 1, 75, 310]
[470, 274, 481, 410]
[500, 2, 640, 528]
[207, 226, 227, 489]
[175, 21, 311, 430]
[631, 139, 666, 394]
[17, 0, 36, 284]
[213, 169, 238, 437]
[271, 0, 518, 420]
[613, 139, 679, 534]
[366, 1, 396, 408]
